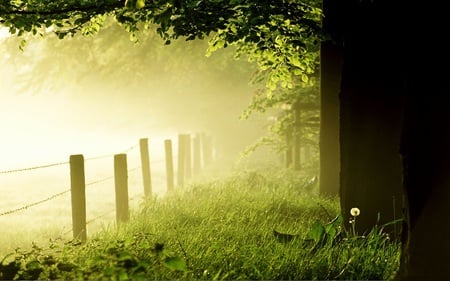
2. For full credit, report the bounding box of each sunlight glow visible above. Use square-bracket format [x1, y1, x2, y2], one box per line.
[0, 27, 10, 41]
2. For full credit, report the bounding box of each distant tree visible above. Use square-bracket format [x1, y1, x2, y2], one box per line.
[1, 0, 322, 161]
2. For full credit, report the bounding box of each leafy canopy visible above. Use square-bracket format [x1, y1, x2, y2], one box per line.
[1, 0, 323, 152]
[1, 0, 322, 80]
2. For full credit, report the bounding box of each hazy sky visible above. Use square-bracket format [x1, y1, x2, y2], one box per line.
[0, 25, 266, 169]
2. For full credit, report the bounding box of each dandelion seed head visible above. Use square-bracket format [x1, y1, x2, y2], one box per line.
[350, 207, 360, 217]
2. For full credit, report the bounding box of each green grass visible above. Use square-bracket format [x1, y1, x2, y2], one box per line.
[0, 169, 400, 280]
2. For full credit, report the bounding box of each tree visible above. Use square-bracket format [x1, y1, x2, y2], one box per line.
[323, 0, 404, 237]
[327, 1, 450, 280]
[319, 0, 341, 198]
[5, 1, 449, 279]
[1, 0, 322, 165]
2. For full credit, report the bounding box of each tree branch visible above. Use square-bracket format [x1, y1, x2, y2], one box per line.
[1, 1, 122, 16]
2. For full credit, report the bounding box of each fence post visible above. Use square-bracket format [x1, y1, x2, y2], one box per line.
[164, 139, 174, 192]
[70, 154, 87, 242]
[139, 138, 152, 197]
[193, 134, 201, 177]
[177, 134, 186, 188]
[184, 134, 192, 180]
[114, 154, 129, 223]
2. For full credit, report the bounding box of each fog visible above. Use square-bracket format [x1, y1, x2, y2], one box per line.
[0, 25, 266, 168]
[0, 24, 272, 251]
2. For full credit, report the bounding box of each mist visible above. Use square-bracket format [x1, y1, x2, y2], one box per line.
[0, 24, 274, 252]
[0, 24, 269, 168]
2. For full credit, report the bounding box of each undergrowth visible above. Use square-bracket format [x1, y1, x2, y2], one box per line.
[0, 169, 400, 280]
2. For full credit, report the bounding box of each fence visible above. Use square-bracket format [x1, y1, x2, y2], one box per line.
[0, 133, 215, 243]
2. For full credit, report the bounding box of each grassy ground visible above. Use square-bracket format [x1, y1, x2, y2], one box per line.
[0, 169, 400, 280]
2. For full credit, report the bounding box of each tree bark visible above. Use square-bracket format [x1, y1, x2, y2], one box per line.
[319, 0, 343, 198]
[319, 41, 342, 197]
[339, 74, 404, 236]
[396, 10, 450, 276]
[335, 1, 450, 278]
[397, 90, 450, 280]
[337, 0, 405, 236]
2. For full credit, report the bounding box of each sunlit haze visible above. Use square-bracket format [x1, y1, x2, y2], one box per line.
[0, 24, 270, 252]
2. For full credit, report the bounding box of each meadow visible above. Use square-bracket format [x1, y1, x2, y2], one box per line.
[0, 168, 400, 280]
[0, 138, 169, 256]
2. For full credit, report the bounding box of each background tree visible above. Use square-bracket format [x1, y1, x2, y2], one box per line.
[1, 22, 267, 165]
[318, 0, 341, 198]
[1, 0, 322, 167]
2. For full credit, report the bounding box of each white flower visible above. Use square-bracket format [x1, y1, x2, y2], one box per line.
[350, 207, 360, 217]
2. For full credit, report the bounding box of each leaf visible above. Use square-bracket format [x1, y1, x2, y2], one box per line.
[288, 56, 303, 68]
[164, 256, 186, 271]
[136, 0, 145, 9]
[306, 221, 325, 243]
[118, 271, 129, 281]
[273, 229, 297, 242]
[301, 73, 309, 83]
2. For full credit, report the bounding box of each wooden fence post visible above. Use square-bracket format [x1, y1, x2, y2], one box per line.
[164, 139, 174, 192]
[193, 134, 201, 177]
[139, 138, 152, 197]
[70, 154, 87, 242]
[114, 154, 129, 223]
[184, 134, 192, 180]
[177, 134, 186, 188]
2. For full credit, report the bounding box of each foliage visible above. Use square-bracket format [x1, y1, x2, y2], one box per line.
[239, 81, 320, 159]
[1, 0, 323, 154]
[1, 21, 253, 97]
[0, 234, 187, 280]
[0, 169, 399, 280]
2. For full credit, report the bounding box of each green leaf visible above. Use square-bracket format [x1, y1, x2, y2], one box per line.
[301, 73, 308, 83]
[136, 0, 145, 9]
[164, 256, 186, 271]
[288, 56, 303, 69]
[306, 221, 325, 243]
[118, 271, 129, 281]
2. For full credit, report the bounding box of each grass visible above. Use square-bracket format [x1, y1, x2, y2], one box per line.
[0, 169, 400, 280]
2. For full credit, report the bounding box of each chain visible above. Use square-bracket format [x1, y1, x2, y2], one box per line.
[0, 143, 140, 174]
[84, 143, 139, 162]
[121, 144, 138, 154]
[0, 161, 69, 174]
[0, 189, 70, 216]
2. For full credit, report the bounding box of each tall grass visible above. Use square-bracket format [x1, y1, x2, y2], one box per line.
[0, 169, 400, 280]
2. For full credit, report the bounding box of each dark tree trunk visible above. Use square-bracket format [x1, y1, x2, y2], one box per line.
[338, 1, 405, 235]
[319, 42, 342, 198]
[396, 8, 450, 277]
[339, 75, 404, 235]
[397, 88, 450, 280]
[332, 1, 450, 278]
[319, 0, 343, 198]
